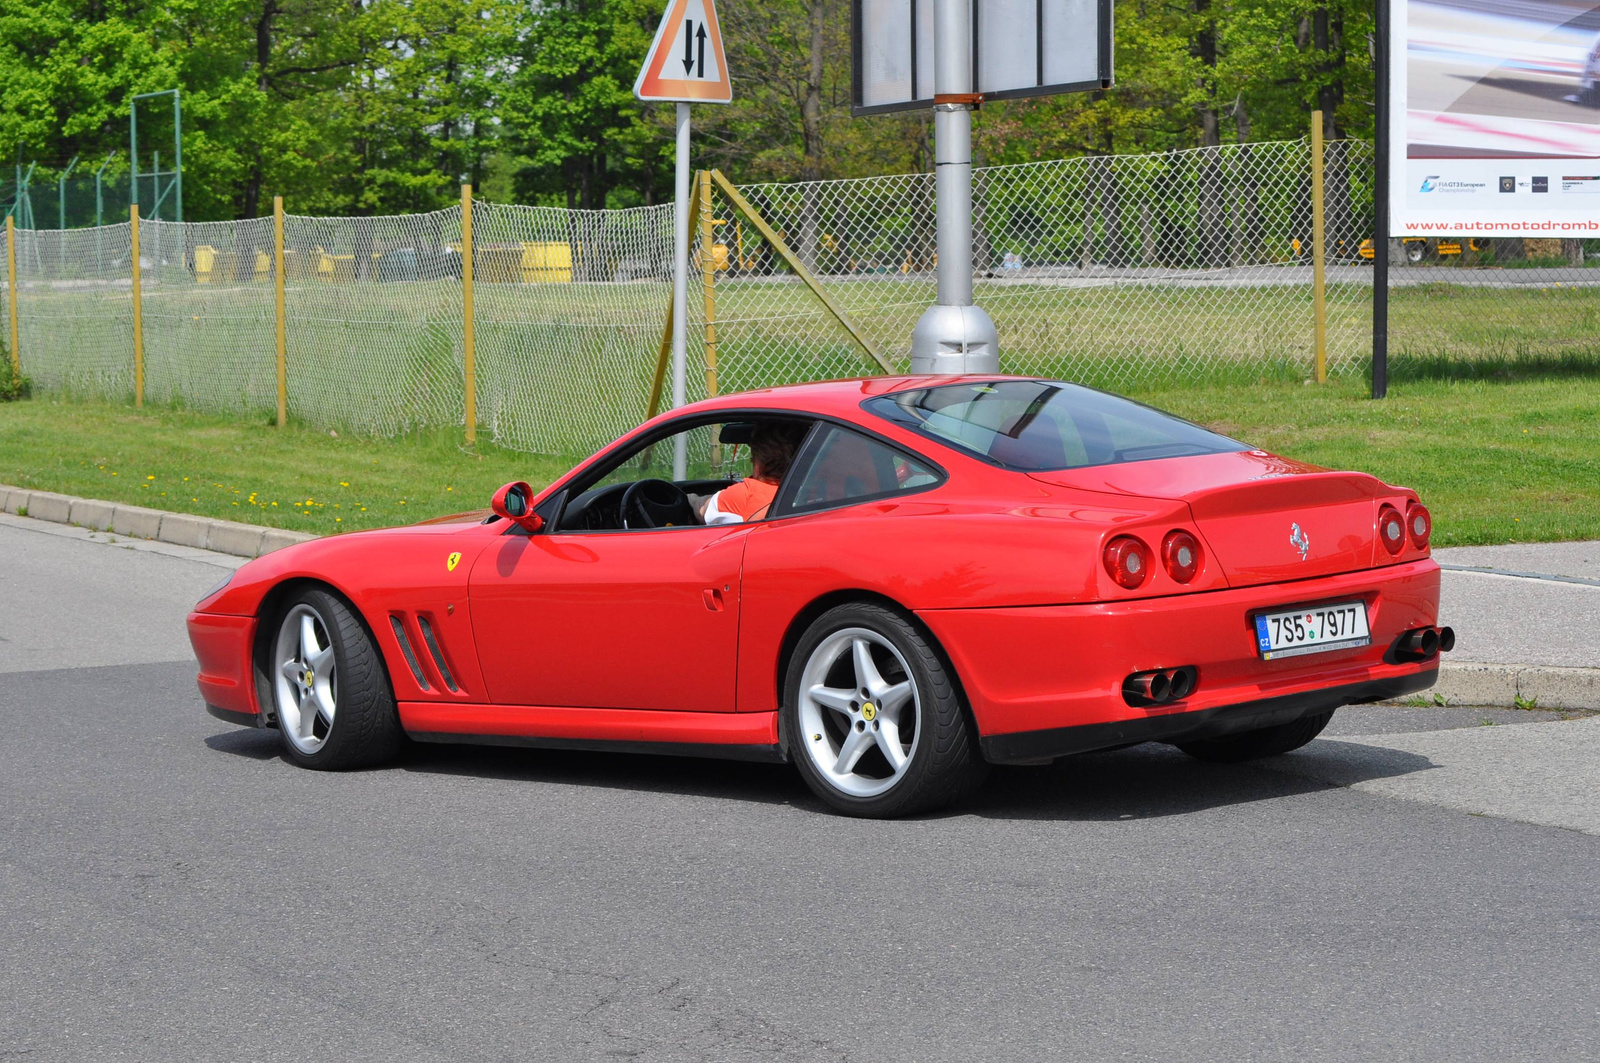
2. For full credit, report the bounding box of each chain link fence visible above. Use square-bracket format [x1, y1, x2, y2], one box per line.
[694, 140, 1378, 397]
[6, 138, 1598, 456]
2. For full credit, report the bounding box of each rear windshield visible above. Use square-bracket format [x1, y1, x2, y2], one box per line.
[864, 380, 1245, 472]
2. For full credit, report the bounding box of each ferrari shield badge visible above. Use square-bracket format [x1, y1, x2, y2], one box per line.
[446, 551, 462, 572]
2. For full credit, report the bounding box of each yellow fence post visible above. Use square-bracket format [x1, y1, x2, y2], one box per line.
[131, 205, 144, 407]
[1311, 110, 1327, 384]
[461, 184, 477, 446]
[5, 216, 18, 376]
[646, 297, 675, 420]
[708, 169, 894, 374]
[697, 170, 719, 399]
[274, 196, 288, 427]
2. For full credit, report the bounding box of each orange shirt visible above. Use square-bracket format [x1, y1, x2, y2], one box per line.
[705, 477, 778, 523]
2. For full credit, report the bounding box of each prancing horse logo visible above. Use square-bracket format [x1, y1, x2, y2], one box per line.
[1289, 522, 1310, 561]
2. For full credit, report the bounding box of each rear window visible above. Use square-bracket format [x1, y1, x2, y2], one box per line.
[864, 380, 1244, 472]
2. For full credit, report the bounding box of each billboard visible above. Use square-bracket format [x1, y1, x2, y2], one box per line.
[852, 0, 1113, 116]
[1390, 0, 1600, 235]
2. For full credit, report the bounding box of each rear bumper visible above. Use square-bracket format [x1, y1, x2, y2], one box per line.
[188, 611, 260, 723]
[917, 559, 1441, 755]
[979, 670, 1435, 763]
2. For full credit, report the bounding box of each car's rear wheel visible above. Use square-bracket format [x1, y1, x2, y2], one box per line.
[784, 603, 986, 817]
[1175, 710, 1334, 763]
[269, 587, 402, 770]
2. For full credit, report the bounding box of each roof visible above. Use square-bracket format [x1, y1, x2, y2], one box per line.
[673, 373, 1024, 420]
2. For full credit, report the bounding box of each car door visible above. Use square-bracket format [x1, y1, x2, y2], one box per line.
[468, 523, 750, 712]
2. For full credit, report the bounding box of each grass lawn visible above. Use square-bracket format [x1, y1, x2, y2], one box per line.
[1139, 373, 1599, 546]
[0, 400, 568, 537]
[0, 372, 1595, 545]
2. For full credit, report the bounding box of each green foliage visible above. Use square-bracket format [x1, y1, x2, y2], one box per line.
[0, 352, 29, 401]
[1, 0, 1374, 217]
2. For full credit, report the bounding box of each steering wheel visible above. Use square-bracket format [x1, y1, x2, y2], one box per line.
[620, 479, 698, 529]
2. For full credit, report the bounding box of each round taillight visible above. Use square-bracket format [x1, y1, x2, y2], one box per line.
[1161, 530, 1203, 583]
[1379, 505, 1406, 556]
[1407, 502, 1431, 551]
[1103, 536, 1152, 590]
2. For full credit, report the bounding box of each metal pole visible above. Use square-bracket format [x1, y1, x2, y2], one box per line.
[910, 0, 998, 374]
[172, 89, 182, 225]
[129, 101, 138, 212]
[58, 155, 79, 230]
[6, 216, 19, 375]
[461, 184, 476, 445]
[1311, 113, 1327, 384]
[671, 101, 690, 479]
[274, 195, 288, 428]
[131, 204, 143, 407]
[1373, 0, 1390, 399]
[95, 152, 115, 228]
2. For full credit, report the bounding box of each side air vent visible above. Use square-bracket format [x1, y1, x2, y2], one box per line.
[417, 615, 459, 693]
[389, 615, 430, 691]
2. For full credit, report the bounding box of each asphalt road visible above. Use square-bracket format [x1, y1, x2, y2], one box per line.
[2, 515, 1597, 1061]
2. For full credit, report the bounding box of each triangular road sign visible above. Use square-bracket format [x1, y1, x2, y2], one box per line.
[634, 0, 732, 104]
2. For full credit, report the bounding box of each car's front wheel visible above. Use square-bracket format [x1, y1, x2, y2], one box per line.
[784, 603, 986, 817]
[1175, 710, 1334, 763]
[269, 587, 402, 769]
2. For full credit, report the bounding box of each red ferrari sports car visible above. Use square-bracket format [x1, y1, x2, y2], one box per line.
[190, 376, 1452, 816]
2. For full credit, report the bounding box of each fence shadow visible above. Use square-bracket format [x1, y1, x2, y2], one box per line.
[1387, 350, 1600, 384]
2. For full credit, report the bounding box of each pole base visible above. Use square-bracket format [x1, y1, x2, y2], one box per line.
[910, 303, 1000, 374]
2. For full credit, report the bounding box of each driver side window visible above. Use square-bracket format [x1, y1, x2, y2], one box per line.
[592, 422, 755, 491]
[557, 417, 814, 532]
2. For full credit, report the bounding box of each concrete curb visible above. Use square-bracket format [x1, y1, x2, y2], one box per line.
[0, 484, 316, 560]
[1422, 661, 1600, 712]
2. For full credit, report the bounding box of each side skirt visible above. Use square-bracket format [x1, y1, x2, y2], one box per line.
[398, 702, 787, 764]
[979, 670, 1437, 765]
[408, 731, 787, 764]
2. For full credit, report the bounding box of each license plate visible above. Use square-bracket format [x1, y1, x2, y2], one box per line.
[1253, 601, 1370, 660]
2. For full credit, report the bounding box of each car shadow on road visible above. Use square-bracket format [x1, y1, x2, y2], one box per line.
[204, 727, 1434, 820]
[203, 728, 283, 760]
[205, 725, 816, 806]
[401, 741, 814, 807]
[968, 739, 1436, 822]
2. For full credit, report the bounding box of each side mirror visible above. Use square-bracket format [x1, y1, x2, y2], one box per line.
[491, 481, 544, 532]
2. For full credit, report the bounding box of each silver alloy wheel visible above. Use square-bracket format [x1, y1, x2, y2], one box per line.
[273, 603, 338, 755]
[796, 627, 920, 798]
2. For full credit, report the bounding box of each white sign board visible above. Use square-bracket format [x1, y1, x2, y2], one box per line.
[853, 0, 1112, 115]
[1388, 0, 1600, 236]
[635, 0, 733, 104]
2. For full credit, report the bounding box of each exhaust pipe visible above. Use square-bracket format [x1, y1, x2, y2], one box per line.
[1438, 626, 1455, 653]
[1396, 626, 1442, 662]
[1124, 671, 1170, 704]
[1122, 666, 1198, 707]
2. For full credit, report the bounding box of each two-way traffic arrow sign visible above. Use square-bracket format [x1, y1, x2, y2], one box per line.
[634, 0, 731, 103]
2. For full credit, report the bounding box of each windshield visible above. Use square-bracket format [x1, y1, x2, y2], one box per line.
[864, 380, 1245, 472]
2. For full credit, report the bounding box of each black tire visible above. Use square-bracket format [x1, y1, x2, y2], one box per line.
[783, 602, 987, 817]
[269, 587, 403, 770]
[1175, 710, 1334, 763]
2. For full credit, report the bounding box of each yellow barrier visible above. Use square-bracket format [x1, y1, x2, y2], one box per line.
[520, 241, 573, 283]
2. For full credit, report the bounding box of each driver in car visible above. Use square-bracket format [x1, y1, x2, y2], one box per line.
[696, 422, 806, 524]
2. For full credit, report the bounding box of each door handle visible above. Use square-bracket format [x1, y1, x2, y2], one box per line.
[702, 588, 725, 612]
